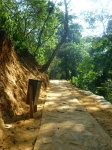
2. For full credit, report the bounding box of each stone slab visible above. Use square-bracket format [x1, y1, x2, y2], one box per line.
[34, 80, 112, 150]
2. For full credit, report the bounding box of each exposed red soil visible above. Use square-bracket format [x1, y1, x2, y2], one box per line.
[0, 36, 112, 149]
[0, 36, 49, 150]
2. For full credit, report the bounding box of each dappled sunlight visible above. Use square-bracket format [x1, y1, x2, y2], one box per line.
[34, 118, 88, 150]
[72, 124, 85, 133]
[34, 80, 112, 150]
[47, 93, 62, 97]
[1, 82, 46, 150]
[67, 82, 112, 139]
[3, 117, 41, 150]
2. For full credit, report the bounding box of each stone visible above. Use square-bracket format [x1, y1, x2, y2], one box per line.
[33, 80, 112, 150]
[42, 137, 53, 144]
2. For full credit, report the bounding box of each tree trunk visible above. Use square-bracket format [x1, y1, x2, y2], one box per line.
[40, 0, 69, 72]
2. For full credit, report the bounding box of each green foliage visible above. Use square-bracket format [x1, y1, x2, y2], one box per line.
[1, 0, 112, 102]
[74, 56, 97, 90]
[57, 42, 83, 80]
[71, 76, 78, 86]
[48, 57, 62, 79]
[0, 0, 63, 61]
[97, 79, 112, 102]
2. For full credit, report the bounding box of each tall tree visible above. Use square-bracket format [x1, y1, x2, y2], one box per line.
[41, 0, 69, 72]
[0, 0, 69, 72]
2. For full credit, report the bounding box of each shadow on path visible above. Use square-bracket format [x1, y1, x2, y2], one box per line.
[34, 80, 112, 150]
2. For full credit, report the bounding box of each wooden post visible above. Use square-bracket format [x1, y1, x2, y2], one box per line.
[29, 85, 33, 118]
[34, 105, 37, 112]
[26, 79, 42, 118]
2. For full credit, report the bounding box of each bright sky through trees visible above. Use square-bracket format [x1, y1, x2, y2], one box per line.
[53, 0, 112, 36]
[70, 0, 112, 36]
[70, 0, 112, 14]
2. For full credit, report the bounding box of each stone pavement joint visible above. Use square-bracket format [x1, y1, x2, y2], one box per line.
[34, 80, 112, 150]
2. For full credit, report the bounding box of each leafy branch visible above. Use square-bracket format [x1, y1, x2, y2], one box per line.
[40, 0, 69, 72]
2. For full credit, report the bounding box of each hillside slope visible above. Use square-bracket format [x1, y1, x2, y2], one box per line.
[0, 35, 48, 139]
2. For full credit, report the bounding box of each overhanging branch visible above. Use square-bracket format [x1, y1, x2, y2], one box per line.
[40, 0, 69, 72]
[33, 1, 56, 54]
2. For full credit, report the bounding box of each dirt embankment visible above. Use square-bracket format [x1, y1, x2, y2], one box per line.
[0, 35, 49, 149]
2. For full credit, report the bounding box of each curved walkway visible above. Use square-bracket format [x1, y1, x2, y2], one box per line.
[34, 80, 112, 150]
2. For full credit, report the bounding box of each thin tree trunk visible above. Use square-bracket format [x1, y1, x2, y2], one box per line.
[40, 0, 69, 72]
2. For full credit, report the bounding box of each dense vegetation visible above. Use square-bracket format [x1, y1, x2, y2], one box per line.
[0, 0, 112, 102]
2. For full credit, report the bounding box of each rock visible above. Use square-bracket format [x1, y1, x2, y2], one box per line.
[42, 137, 53, 144]
[5, 124, 12, 129]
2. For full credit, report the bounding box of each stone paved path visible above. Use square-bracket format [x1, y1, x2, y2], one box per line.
[34, 80, 112, 150]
